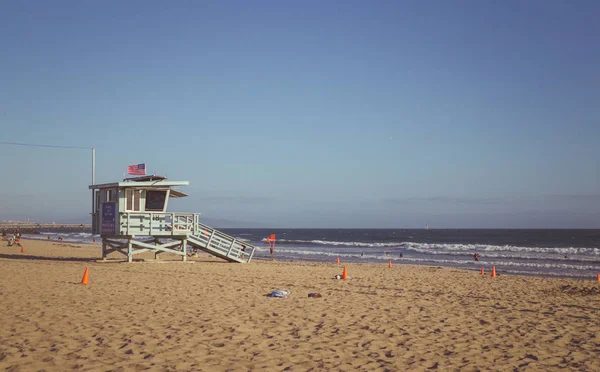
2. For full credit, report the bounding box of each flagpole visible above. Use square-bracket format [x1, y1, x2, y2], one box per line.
[91, 148, 95, 216]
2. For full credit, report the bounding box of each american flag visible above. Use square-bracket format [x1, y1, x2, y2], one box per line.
[127, 163, 146, 175]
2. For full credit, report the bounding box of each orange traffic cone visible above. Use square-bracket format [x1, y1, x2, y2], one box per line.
[21, 245, 24, 254]
[491, 266, 497, 278]
[342, 266, 348, 280]
[596, 273, 599, 282]
[388, 261, 392, 268]
[480, 267, 484, 276]
[336, 257, 340, 265]
[81, 268, 89, 285]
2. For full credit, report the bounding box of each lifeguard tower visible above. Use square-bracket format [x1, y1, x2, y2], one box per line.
[89, 175, 255, 263]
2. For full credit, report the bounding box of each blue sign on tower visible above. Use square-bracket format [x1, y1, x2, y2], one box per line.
[101, 202, 116, 234]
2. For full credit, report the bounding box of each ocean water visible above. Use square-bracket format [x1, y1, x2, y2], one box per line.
[23, 229, 600, 280]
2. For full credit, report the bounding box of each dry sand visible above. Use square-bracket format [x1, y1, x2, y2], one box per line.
[1, 239, 599, 371]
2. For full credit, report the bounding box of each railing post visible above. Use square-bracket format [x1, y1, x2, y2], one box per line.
[171, 213, 175, 235]
[126, 213, 130, 236]
[226, 239, 236, 257]
[248, 246, 256, 263]
[149, 213, 153, 235]
[206, 230, 215, 248]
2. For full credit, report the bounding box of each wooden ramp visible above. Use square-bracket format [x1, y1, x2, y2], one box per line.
[186, 227, 255, 263]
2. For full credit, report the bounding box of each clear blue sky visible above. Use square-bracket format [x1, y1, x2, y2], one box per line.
[1, 1, 599, 228]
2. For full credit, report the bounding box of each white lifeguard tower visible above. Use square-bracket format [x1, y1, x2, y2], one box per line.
[89, 175, 255, 263]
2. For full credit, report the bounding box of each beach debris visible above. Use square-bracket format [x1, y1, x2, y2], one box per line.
[81, 268, 89, 285]
[334, 267, 351, 280]
[491, 266, 497, 278]
[336, 257, 340, 265]
[308, 293, 322, 298]
[480, 268, 485, 276]
[266, 289, 290, 298]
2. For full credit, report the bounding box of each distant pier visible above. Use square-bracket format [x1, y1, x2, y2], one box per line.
[0, 223, 91, 234]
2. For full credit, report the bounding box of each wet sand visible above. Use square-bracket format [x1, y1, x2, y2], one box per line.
[0, 239, 599, 371]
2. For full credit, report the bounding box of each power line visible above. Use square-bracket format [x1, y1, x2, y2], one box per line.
[0, 141, 92, 150]
[0, 141, 97, 212]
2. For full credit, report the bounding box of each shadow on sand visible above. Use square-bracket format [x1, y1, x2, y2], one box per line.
[0, 253, 99, 263]
[0, 252, 238, 265]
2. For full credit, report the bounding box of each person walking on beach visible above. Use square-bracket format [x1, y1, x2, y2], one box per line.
[266, 234, 275, 260]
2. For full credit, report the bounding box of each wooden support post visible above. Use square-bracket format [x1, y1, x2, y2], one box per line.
[154, 237, 160, 260]
[128, 239, 133, 263]
[102, 239, 107, 260]
[182, 239, 187, 262]
[171, 213, 175, 235]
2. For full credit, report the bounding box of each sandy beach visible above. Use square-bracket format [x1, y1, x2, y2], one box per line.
[0, 239, 599, 371]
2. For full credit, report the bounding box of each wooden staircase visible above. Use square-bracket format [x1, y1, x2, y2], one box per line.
[186, 225, 255, 263]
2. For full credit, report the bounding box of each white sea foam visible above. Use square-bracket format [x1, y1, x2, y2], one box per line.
[402, 242, 600, 255]
[401, 247, 600, 262]
[266, 238, 404, 247]
[22, 232, 99, 244]
[267, 247, 600, 271]
[264, 238, 600, 256]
